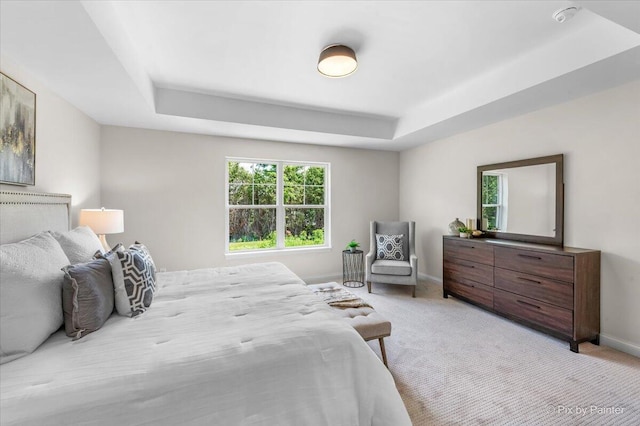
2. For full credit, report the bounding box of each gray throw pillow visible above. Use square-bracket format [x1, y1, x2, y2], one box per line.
[108, 242, 156, 317]
[0, 232, 70, 364]
[51, 226, 104, 264]
[62, 258, 115, 339]
[376, 233, 405, 260]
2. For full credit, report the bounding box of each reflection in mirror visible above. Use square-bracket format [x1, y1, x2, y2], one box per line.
[477, 154, 563, 246]
[481, 163, 555, 237]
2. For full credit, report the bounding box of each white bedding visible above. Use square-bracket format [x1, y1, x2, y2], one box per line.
[0, 262, 410, 425]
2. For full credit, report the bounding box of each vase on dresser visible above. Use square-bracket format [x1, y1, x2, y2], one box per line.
[448, 218, 465, 236]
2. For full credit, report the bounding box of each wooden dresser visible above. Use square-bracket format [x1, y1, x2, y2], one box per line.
[443, 236, 600, 352]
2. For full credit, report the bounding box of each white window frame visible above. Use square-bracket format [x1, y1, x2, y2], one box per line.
[225, 157, 331, 256]
[482, 172, 508, 231]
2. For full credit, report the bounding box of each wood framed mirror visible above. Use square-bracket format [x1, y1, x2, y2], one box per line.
[477, 154, 564, 246]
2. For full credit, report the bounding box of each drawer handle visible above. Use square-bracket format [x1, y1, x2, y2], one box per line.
[517, 254, 542, 260]
[461, 264, 475, 269]
[459, 282, 475, 288]
[518, 276, 542, 285]
[461, 246, 476, 249]
[517, 299, 541, 309]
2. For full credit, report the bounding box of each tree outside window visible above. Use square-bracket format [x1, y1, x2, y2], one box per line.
[227, 159, 329, 252]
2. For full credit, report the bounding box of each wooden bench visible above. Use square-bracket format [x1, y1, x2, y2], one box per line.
[308, 283, 391, 367]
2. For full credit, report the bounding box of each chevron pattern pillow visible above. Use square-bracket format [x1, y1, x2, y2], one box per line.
[108, 242, 157, 317]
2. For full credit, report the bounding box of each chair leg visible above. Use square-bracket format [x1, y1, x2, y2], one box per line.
[412, 285, 416, 298]
[379, 338, 388, 367]
[367, 281, 372, 293]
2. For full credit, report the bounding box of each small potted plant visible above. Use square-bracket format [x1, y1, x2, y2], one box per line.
[458, 226, 471, 239]
[346, 239, 360, 252]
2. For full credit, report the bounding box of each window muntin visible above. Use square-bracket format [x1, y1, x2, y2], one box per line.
[226, 159, 329, 253]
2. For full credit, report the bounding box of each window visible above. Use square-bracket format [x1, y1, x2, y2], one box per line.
[226, 158, 329, 253]
[481, 173, 508, 230]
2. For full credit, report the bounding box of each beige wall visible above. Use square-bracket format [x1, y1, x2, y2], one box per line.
[0, 56, 101, 223]
[400, 80, 640, 354]
[100, 126, 399, 280]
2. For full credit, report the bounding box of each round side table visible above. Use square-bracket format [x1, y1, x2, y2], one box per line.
[342, 249, 364, 288]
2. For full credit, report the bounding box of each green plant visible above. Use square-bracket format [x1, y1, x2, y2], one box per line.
[346, 239, 360, 249]
[458, 226, 471, 234]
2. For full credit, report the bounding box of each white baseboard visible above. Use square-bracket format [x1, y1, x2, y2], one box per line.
[419, 272, 442, 284]
[600, 334, 640, 358]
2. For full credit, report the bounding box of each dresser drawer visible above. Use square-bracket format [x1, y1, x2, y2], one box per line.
[444, 259, 494, 286]
[494, 247, 574, 283]
[444, 239, 494, 266]
[494, 289, 573, 336]
[495, 268, 573, 309]
[446, 279, 493, 309]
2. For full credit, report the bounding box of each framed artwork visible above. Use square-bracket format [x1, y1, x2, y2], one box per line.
[1, 72, 36, 186]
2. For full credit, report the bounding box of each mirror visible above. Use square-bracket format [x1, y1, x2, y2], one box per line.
[477, 154, 564, 246]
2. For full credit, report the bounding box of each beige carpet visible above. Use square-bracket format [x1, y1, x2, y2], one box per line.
[344, 280, 640, 425]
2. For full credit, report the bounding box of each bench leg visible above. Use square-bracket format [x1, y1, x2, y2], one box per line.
[367, 281, 372, 293]
[379, 338, 388, 367]
[412, 285, 416, 298]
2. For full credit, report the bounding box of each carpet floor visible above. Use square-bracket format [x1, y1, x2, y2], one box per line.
[344, 280, 640, 425]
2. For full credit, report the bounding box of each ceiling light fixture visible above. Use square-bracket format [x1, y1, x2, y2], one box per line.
[317, 44, 357, 78]
[552, 7, 579, 23]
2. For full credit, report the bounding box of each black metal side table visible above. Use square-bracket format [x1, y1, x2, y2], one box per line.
[342, 249, 364, 288]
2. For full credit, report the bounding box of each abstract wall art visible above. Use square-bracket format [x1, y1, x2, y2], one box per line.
[1, 72, 36, 186]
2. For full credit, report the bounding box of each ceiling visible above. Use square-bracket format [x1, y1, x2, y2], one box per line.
[1, 1, 639, 151]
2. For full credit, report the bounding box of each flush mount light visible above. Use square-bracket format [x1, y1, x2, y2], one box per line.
[552, 7, 579, 23]
[317, 44, 357, 78]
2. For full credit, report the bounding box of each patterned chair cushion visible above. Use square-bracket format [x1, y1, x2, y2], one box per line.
[376, 234, 405, 260]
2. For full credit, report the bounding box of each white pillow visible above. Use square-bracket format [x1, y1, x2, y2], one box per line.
[0, 232, 70, 364]
[51, 226, 104, 264]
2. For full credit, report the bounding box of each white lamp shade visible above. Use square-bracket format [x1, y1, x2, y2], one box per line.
[318, 44, 357, 78]
[79, 208, 124, 235]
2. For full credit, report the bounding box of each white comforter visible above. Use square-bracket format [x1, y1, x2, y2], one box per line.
[1, 262, 410, 425]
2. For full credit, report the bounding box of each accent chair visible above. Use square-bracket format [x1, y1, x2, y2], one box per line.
[365, 221, 418, 297]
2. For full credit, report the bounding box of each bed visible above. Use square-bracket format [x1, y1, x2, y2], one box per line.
[0, 191, 411, 425]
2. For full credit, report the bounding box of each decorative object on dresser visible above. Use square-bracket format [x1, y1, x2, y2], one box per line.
[79, 207, 124, 251]
[443, 237, 600, 352]
[448, 218, 465, 236]
[0, 72, 36, 186]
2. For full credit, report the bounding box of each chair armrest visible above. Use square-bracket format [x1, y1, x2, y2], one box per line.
[410, 254, 418, 280]
[366, 251, 376, 268]
[365, 251, 375, 281]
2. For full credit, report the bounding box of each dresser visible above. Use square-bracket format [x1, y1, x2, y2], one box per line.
[443, 236, 600, 352]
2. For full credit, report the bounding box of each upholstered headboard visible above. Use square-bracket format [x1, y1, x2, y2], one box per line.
[0, 191, 71, 244]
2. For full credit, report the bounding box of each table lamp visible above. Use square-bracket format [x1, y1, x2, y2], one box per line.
[79, 208, 124, 251]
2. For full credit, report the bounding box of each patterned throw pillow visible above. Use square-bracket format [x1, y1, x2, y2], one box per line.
[376, 234, 405, 260]
[107, 242, 157, 317]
